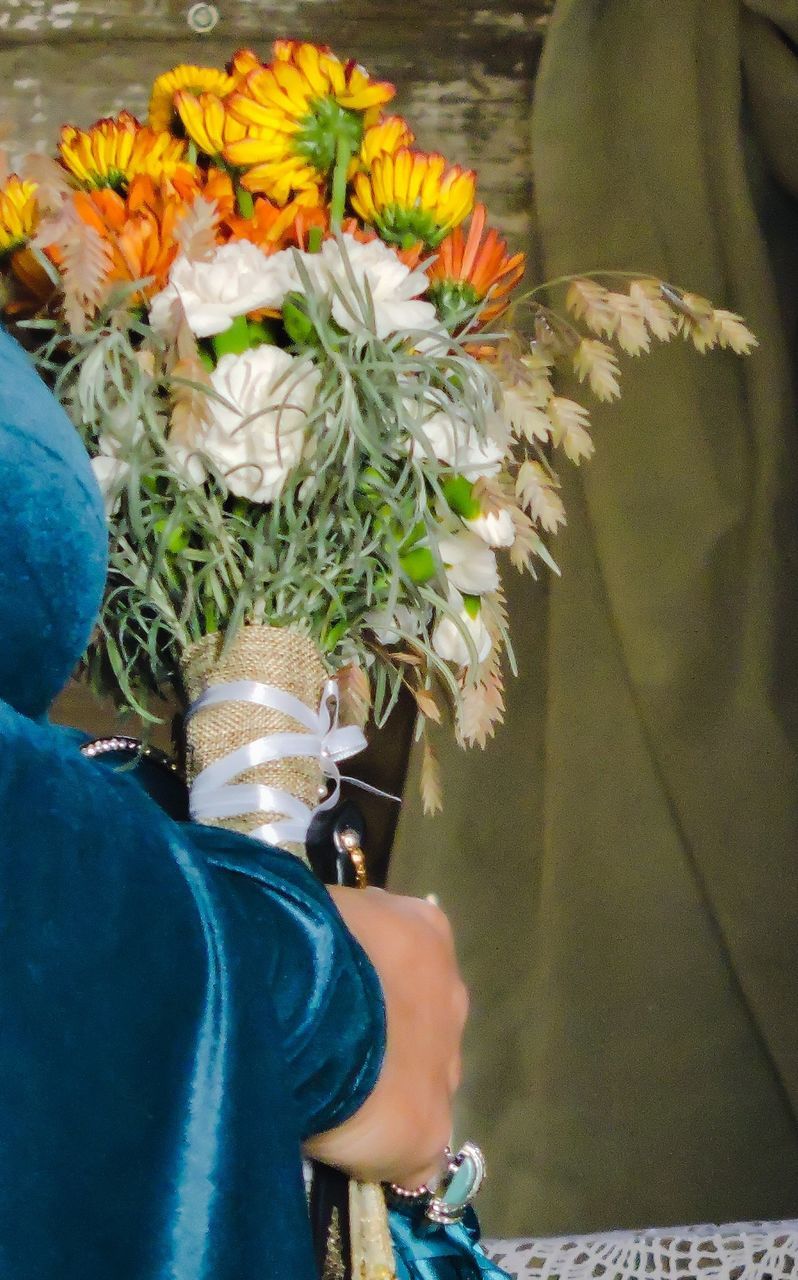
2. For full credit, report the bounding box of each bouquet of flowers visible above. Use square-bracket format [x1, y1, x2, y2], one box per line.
[0, 41, 756, 845]
[0, 37, 757, 1280]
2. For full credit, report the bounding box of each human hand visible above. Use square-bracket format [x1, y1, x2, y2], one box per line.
[302, 885, 468, 1190]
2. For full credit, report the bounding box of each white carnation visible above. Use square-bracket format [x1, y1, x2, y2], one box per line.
[304, 234, 439, 340]
[90, 409, 149, 515]
[91, 454, 129, 516]
[432, 589, 492, 666]
[412, 407, 505, 479]
[464, 507, 515, 547]
[167, 436, 209, 488]
[149, 241, 301, 339]
[437, 531, 499, 595]
[202, 347, 318, 503]
[364, 604, 421, 645]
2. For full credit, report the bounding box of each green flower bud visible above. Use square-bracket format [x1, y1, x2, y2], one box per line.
[282, 292, 316, 345]
[462, 593, 481, 620]
[442, 475, 482, 519]
[400, 545, 436, 583]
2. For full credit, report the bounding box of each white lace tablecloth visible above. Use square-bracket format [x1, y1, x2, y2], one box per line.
[483, 1220, 798, 1278]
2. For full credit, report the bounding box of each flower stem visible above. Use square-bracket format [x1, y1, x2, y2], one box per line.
[236, 186, 255, 219]
[519, 268, 657, 301]
[330, 132, 352, 233]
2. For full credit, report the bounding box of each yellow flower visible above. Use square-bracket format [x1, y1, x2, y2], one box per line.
[351, 148, 475, 248]
[228, 48, 262, 81]
[148, 63, 237, 132]
[0, 176, 38, 255]
[226, 40, 395, 202]
[175, 91, 247, 159]
[359, 116, 415, 171]
[58, 112, 188, 192]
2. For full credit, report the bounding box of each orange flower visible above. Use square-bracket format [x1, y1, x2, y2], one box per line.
[200, 168, 237, 221]
[427, 203, 525, 327]
[57, 180, 182, 299]
[288, 205, 330, 250]
[226, 190, 321, 249]
[152, 163, 236, 218]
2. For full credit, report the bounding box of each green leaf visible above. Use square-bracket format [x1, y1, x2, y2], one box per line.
[212, 313, 252, 360]
[247, 317, 276, 346]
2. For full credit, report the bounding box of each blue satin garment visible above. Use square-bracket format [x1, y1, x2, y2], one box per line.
[0, 326, 385, 1279]
[390, 1210, 509, 1280]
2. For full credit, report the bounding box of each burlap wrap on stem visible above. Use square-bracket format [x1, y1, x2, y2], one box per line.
[180, 624, 326, 856]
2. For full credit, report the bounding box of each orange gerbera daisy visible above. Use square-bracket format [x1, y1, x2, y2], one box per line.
[55, 178, 186, 299]
[199, 168, 238, 221]
[427, 203, 525, 327]
[226, 190, 321, 249]
[288, 204, 330, 250]
[58, 112, 188, 192]
[134, 162, 235, 221]
[225, 40, 395, 202]
[351, 148, 475, 248]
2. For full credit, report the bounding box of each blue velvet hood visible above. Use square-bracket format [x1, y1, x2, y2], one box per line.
[0, 328, 107, 717]
[0, 326, 385, 1279]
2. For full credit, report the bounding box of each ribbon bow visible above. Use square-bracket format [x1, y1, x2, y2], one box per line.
[186, 678, 395, 847]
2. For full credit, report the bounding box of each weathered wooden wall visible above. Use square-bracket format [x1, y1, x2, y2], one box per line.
[0, 1, 549, 247]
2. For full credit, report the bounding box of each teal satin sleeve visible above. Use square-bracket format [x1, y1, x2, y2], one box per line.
[0, 704, 384, 1279]
[188, 824, 386, 1137]
[390, 1208, 511, 1280]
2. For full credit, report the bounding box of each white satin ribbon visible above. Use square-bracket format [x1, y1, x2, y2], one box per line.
[186, 677, 397, 847]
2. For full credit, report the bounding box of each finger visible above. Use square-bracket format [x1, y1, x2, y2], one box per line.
[416, 898, 455, 944]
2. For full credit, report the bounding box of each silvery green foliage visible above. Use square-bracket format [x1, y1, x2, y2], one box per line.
[26, 260, 511, 726]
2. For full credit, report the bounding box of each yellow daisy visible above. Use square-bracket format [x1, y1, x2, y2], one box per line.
[175, 91, 247, 160]
[58, 113, 188, 192]
[148, 63, 237, 133]
[227, 48, 262, 81]
[0, 176, 38, 255]
[359, 116, 415, 171]
[225, 40, 395, 202]
[351, 148, 476, 248]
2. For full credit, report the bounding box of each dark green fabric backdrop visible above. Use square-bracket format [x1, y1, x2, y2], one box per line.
[393, 0, 798, 1237]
